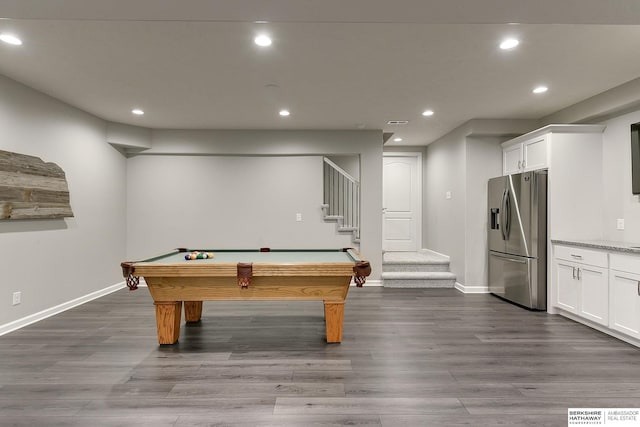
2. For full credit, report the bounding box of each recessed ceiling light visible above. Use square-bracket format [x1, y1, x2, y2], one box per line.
[532, 86, 548, 94]
[422, 110, 434, 117]
[393, 137, 403, 142]
[279, 109, 290, 116]
[131, 109, 144, 115]
[387, 120, 409, 125]
[500, 38, 519, 50]
[254, 35, 272, 47]
[0, 33, 22, 46]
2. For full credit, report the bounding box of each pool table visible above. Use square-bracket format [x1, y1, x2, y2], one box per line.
[121, 248, 371, 345]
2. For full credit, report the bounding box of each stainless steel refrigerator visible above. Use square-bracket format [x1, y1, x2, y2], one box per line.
[488, 171, 547, 310]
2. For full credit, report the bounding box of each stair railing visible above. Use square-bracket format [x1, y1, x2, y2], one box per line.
[322, 157, 360, 241]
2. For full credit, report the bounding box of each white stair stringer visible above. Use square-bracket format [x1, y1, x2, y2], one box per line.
[322, 157, 360, 244]
[321, 204, 360, 243]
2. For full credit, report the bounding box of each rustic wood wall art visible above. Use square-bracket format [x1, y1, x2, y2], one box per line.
[0, 150, 74, 220]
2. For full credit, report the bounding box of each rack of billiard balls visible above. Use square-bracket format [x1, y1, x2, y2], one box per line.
[184, 251, 214, 260]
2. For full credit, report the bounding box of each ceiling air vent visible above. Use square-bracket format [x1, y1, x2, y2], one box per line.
[386, 120, 409, 125]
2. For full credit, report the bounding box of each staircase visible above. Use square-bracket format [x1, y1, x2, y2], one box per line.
[321, 157, 360, 243]
[382, 250, 457, 288]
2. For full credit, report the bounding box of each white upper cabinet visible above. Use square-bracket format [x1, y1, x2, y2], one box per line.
[501, 124, 605, 177]
[522, 135, 548, 171]
[502, 135, 548, 175]
[503, 142, 525, 175]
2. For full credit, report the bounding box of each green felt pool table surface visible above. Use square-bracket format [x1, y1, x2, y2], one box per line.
[142, 248, 363, 264]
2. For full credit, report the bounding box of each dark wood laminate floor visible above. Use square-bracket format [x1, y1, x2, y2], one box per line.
[1, 287, 639, 426]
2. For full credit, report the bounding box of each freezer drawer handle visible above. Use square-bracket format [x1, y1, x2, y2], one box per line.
[570, 254, 583, 260]
[491, 253, 527, 264]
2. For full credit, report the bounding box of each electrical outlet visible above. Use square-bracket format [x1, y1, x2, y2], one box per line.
[617, 218, 625, 230]
[296, 213, 302, 222]
[12, 291, 21, 306]
[445, 191, 452, 200]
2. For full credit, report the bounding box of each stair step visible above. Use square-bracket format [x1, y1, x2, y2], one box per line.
[324, 215, 343, 220]
[382, 271, 456, 279]
[383, 261, 450, 272]
[382, 271, 456, 288]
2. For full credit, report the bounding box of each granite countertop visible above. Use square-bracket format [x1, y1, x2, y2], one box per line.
[551, 239, 640, 254]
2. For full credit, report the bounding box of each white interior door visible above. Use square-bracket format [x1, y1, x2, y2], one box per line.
[383, 153, 422, 251]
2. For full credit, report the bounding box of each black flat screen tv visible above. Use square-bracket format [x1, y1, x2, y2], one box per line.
[632, 122, 640, 195]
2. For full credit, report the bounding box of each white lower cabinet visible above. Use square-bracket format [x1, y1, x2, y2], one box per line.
[579, 264, 608, 325]
[553, 244, 640, 346]
[609, 254, 640, 340]
[554, 253, 608, 326]
[555, 260, 579, 313]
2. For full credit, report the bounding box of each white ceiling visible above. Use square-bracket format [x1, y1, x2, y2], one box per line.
[1, 0, 640, 145]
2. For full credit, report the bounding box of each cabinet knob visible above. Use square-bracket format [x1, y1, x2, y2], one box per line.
[522, 160, 526, 169]
[517, 160, 521, 169]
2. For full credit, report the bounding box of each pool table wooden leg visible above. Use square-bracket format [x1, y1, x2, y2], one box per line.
[184, 301, 203, 323]
[323, 300, 345, 343]
[154, 301, 182, 344]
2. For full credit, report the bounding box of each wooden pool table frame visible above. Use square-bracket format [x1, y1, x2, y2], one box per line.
[121, 248, 370, 345]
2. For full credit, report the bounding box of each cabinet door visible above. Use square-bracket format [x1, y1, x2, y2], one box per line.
[609, 269, 640, 339]
[555, 260, 578, 313]
[522, 136, 548, 171]
[579, 265, 608, 326]
[503, 143, 522, 175]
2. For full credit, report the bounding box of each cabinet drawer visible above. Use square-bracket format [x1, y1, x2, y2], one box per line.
[610, 253, 640, 275]
[554, 245, 608, 268]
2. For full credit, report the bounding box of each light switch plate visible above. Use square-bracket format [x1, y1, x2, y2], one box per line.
[617, 218, 625, 230]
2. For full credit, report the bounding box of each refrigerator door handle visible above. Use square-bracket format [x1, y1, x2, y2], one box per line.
[491, 252, 527, 264]
[504, 187, 511, 239]
[500, 189, 507, 240]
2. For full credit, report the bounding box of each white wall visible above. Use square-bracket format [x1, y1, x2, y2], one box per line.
[600, 110, 640, 242]
[0, 74, 126, 326]
[424, 132, 466, 283]
[464, 136, 503, 289]
[126, 155, 354, 256]
[423, 126, 517, 289]
[326, 155, 360, 181]
[541, 77, 640, 244]
[130, 129, 384, 279]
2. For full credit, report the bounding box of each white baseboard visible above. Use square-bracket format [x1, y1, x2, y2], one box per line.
[353, 279, 382, 287]
[0, 282, 126, 337]
[557, 309, 640, 349]
[0, 276, 381, 337]
[454, 282, 489, 294]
